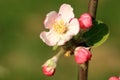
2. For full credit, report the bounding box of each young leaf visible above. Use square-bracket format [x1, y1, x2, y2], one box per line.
[82, 20, 109, 47]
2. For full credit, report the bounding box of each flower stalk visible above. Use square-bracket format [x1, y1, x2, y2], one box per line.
[55, 47, 65, 58]
[78, 0, 98, 80]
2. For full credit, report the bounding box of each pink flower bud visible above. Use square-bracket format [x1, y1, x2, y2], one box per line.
[74, 47, 92, 64]
[42, 56, 58, 76]
[109, 76, 119, 80]
[79, 13, 92, 29]
[42, 66, 55, 76]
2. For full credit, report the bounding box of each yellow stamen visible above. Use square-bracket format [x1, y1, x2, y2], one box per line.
[53, 20, 67, 34]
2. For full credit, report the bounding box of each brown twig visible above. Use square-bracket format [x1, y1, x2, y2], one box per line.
[78, 62, 89, 80]
[88, 0, 98, 20]
[78, 0, 98, 80]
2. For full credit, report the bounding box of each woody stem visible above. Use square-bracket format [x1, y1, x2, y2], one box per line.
[78, 0, 98, 80]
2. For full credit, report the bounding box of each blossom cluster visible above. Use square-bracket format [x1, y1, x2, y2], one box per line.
[40, 3, 92, 76]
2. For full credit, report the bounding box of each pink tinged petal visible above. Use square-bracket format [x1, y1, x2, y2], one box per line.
[68, 18, 80, 35]
[58, 4, 74, 23]
[40, 31, 60, 46]
[44, 11, 58, 29]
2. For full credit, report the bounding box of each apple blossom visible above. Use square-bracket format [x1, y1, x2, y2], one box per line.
[79, 13, 92, 29]
[40, 4, 80, 46]
[74, 47, 92, 64]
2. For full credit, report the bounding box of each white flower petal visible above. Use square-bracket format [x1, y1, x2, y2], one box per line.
[40, 31, 60, 46]
[68, 18, 80, 35]
[44, 11, 58, 29]
[57, 35, 72, 45]
[58, 4, 74, 23]
[57, 39, 65, 45]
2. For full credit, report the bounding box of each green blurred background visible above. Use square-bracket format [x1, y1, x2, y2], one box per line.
[0, 0, 120, 80]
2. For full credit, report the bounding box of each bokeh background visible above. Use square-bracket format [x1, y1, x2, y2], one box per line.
[0, 0, 120, 80]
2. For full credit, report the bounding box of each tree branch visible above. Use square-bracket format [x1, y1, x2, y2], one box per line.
[78, 62, 89, 80]
[78, 0, 98, 80]
[88, 0, 98, 20]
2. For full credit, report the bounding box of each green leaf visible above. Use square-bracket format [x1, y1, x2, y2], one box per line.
[82, 20, 109, 47]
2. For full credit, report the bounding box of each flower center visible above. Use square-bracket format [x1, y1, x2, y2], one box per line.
[53, 20, 67, 34]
